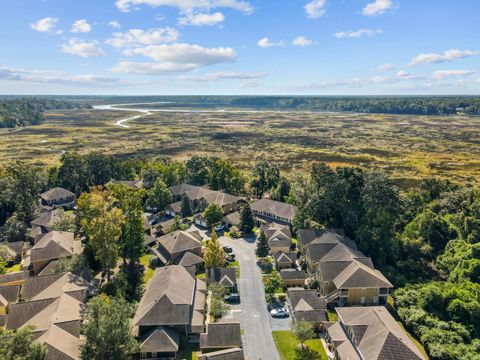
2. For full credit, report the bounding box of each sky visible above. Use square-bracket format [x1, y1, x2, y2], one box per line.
[0, 0, 479, 95]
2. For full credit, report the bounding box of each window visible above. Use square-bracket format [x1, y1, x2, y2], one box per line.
[361, 288, 366, 294]
[360, 296, 365, 304]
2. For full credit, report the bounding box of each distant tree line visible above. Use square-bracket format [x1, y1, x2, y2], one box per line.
[0, 98, 91, 128]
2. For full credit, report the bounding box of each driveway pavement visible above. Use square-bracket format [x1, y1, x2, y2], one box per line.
[219, 236, 281, 360]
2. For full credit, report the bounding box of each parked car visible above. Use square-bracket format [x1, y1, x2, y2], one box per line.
[270, 307, 289, 318]
[224, 293, 240, 303]
[226, 253, 236, 262]
[223, 246, 233, 253]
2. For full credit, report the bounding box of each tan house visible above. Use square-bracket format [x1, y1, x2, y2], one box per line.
[155, 230, 203, 265]
[169, 183, 243, 215]
[303, 231, 393, 306]
[327, 306, 425, 360]
[280, 269, 307, 287]
[251, 198, 297, 225]
[28, 231, 82, 275]
[40, 187, 76, 211]
[260, 223, 292, 254]
[273, 252, 297, 270]
[5, 272, 92, 360]
[287, 289, 326, 329]
[132, 265, 206, 359]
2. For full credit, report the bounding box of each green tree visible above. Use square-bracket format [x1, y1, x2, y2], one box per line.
[0, 243, 16, 263]
[50, 208, 76, 232]
[240, 204, 255, 234]
[264, 271, 284, 303]
[294, 347, 320, 360]
[204, 231, 225, 268]
[0, 213, 27, 242]
[251, 161, 280, 198]
[271, 176, 291, 202]
[208, 282, 230, 321]
[0, 326, 46, 360]
[204, 203, 223, 228]
[166, 215, 187, 233]
[7, 161, 42, 224]
[181, 196, 192, 217]
[58, 152, 89, 195]
[145, 178, 173, 212]
[256, 232, 270, 258]
[81, 295, 139, 360]
[292, 321, 315, 350]
[186, 156, 210, 185]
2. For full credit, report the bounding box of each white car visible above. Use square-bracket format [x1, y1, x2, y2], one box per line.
[270, 307, 289, 318]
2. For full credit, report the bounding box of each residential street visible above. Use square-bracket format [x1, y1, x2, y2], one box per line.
[219, 235, 281, 360]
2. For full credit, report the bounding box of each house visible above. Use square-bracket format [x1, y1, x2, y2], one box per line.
[297, 228, 347, 253]
[273, 252, 297, 270]
[165, 201, 182, 217]
[109, 179, 143, 188]
[28, 231, 82, 275]
[287, 289, 327, 329]
[198, 348, 245, 360]
[327, 306, 425, 360]
[178, 251, 205, 275]
[3, 241, 29, 263]
[0, 271, 27, 323]
[200, 321, 242, 352]
[250, 198, 296, 225]
[280, 269, 307, 287]
[169, 183, 243, 215]
[30, 208, 72, 236]
[260, 223, 292, 254]
[206, 267, 237, 292]
[193, 213, 208, 228]
[152, 218, 176, 236]
[132, 265, 206, 359]
[303, 231, 393, 306]
[222, 211, 241, 228]
[39, 187, 76, 211]
[5, 272, 92, 360]
[155, 230, 203, 266]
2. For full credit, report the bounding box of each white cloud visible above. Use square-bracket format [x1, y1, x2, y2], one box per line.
[115, 0, 254, 14]
[305, 0, 327, 18]
[257, 37, 283, 48]
[114, 43, 237, 74]
[292, 36, 313, 47]
[362, 0, 393, 16]
[109, 21, 122, 29]
[395, 70, 424, 80]
[0, 65, 133, 87]
[432, 70, 475, 80]
[408, 49, 480, 66]
[335, 29, 382, 39]
[178, 11, 225, 26]
[378, 63, 394, 71]
[71, 19, 92, 33]
[30, 17, 58, 33]
[61, 38, 106, 57]
[180, 71, 266, 81]
[106, 27, 179, 47]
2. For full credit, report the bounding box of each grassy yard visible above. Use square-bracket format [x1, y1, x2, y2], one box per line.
[326, 309, 338, 321]
[195, 272, 206, 279]
[5, 263, 21, 273]
[227, 260, 240, 278]
[272, 331, 328, 360]
[139, 254, 155, 285]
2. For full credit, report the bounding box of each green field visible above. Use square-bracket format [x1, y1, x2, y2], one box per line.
[272, 331, 328, 360]
[1, 108, 480, 186]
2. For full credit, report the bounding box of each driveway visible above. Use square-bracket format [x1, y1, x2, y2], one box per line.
[219, 236, 281, 360]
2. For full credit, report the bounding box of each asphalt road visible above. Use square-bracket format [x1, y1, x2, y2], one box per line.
[220, 236, 281, 360]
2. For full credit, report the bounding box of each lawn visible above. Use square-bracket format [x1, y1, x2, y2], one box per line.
[139, 254, 155, 285]
[272, 331, 328, 360]
[5, 263, 21, 273]
[326, 309, 338, 321]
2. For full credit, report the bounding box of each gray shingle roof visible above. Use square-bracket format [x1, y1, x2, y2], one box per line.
[287, 289, 326, 322]
[22, 272, 92, 301]
[274, 252, 296, 264]
[251, 199, 297, 222]
[200, 322, 242, 349]
[206, 267, 237, 288]
[335, 306, 425, 360]
[332, 261, 393, 289]
[40, 188, 75, 202]
[280, 269, 307, 281]
[139, 326, 180, 353]
[197, 348, 245, 360]
[178, 251, 204, 267]
[30, 231, 81, 263]
[157, 230, 202, 256]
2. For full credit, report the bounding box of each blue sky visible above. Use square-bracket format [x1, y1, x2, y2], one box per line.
[0, 0, 479, 95]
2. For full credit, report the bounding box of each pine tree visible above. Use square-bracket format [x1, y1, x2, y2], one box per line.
[240, 204, 255, 234]
[204, 231, 226, 268]
[256, 232, 270, 258]
[181, 196, 192, 217]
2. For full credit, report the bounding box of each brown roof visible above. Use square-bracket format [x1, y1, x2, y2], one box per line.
[251, 199, 297, 222]
[287, 289, 326, 322]
[261, 223, 292, 246]
[197, 348, 245, 360]
[279, 269, 307, 281]
[274, 252, 296, 264]
[139, 326, 180, 353]
[332, 261, 393, 289]
[109, 179, 143, 188]
[0, 271, 28, 286]
[22, 272, 92, 301]
[169, 183, 243, 208]
[0, 284, 20, 304]
[31, 209, 64, 230]
[200, 321, 242, 349]
[206, 267, 237, 288]
[30, 231, 81, 263]
[222, 212, 241, 226]
[4, 241, 26, 257]
[133, 265, 199, 326]
[297, 228, 349, 250]
[40, 187, 75, 202]
[178, 251, 204, 267]
[334, 306, 425, 360]
[157, 230, 202, 256]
